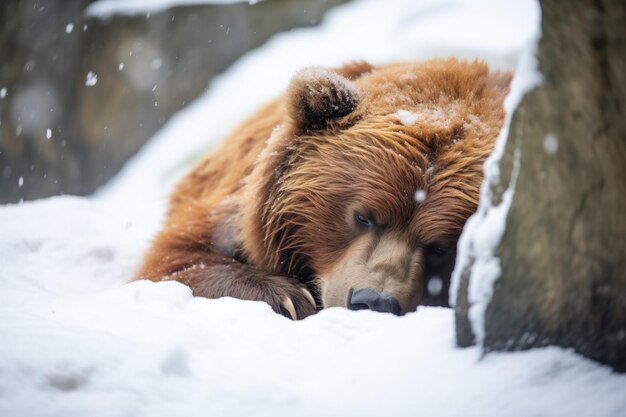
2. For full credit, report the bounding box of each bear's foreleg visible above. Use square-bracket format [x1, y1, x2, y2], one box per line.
[161, 257, 317, 320]
[139, 197, 317, 320]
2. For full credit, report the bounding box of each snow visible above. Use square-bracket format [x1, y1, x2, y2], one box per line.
[2, 0, 626, 416]
[414, 189, 427, 203]
[0, 87, 7, 99]
[151, 58, 163, 70]
[86, 0, 264, 18]
[543, 133, 559, 155]
[396, 109, 419, 126]
[46, 128, 52, 139]
[85, 71, 98, 87]
[449, 30, 543, 346]
[100, 0, 538, 202]
[65, 23, 74, 34]
[397, 104, 463, 130]
[427, 276, 443, 296]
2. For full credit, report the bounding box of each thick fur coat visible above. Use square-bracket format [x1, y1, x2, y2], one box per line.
[137, 59, 511, 319]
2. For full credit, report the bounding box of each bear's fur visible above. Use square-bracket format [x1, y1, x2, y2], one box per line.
[137, 59, 511, 319]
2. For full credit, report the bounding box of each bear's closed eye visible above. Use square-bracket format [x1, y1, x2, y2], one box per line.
[354, 212, 375, 228]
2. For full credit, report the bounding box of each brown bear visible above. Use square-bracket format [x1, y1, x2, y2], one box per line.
[136, 58, 511, 320]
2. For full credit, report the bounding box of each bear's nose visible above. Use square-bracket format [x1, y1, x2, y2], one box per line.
[347, 288, 402, 315]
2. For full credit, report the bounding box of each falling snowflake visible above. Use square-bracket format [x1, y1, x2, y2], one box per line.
[85, 72, 98, 87]
[543, 133, 558, 155]
[427, 277, 443, 296]
[65, 23, 74, 34]
[151, 58, 162, 70]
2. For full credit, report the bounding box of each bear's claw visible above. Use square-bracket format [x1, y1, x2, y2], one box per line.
[281, 296, 297, 320]
[279, 286, 317, 320]
[300, 287, 316, 309]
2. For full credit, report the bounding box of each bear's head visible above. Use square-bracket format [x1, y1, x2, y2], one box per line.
[242, 59, 511, 314]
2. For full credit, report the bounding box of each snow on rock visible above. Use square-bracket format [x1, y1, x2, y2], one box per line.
[448, 24, 543, 345]
[2, 1, 626, 416]
[86, 0, 264, 18]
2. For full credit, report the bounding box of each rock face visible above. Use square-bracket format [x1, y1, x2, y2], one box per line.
[455, 0, 626, 372]
[0, 0, 347, 203]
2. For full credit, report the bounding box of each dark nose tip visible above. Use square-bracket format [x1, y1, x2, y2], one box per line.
[347, 288, 402, 315]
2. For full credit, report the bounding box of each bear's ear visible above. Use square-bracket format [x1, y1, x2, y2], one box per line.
[286, 66, 361, 132]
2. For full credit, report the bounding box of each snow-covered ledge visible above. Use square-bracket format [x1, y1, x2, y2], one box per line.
[449, 4, 542, 348]
[86, 0, 265, 18]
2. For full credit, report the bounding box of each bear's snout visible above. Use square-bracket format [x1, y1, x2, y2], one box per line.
[319, 233, 424, 314]
[347, 288, 402, 315]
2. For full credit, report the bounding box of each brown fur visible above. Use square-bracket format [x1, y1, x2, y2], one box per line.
[137, 58, 511, 319]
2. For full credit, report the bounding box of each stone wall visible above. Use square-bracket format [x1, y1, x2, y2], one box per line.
[455, 0, 626, 372]
[0, 0, 347, 203]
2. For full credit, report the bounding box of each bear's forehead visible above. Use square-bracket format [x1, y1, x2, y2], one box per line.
[303, 128, 481, 236]
[286, 60, 500, 240]
[294, 60, 497, 170]
[354, 61, 493, 120]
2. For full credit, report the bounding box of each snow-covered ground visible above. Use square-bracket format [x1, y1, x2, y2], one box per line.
[1, 0, 625, 416]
